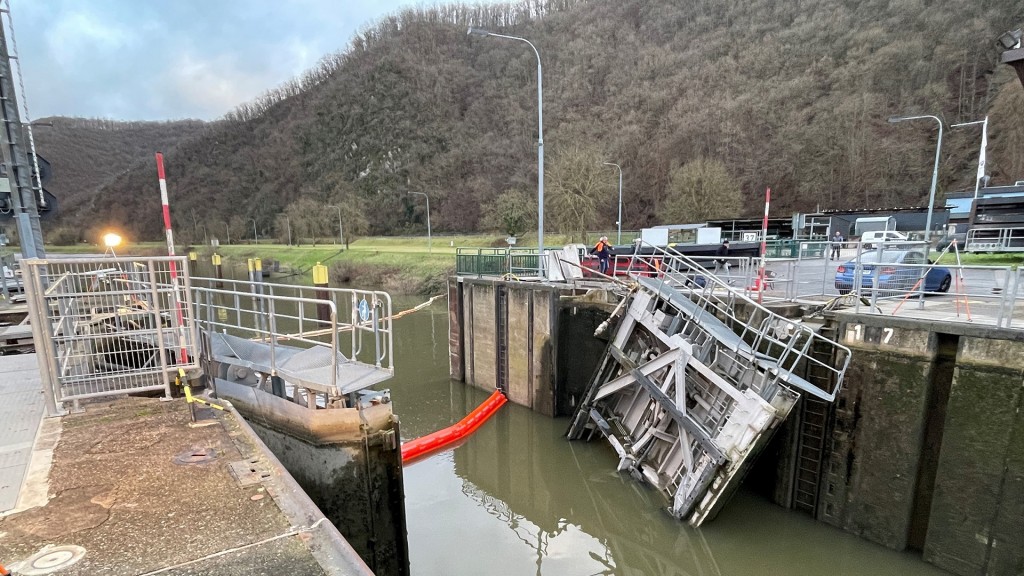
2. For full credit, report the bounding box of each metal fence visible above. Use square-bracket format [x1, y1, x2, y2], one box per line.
[617, 241, 852, 401]
[191, 278, 394, 398]
[455, 247, 542, 277]
[23, 256, 199, 415]
[743, 241, 1024, 329]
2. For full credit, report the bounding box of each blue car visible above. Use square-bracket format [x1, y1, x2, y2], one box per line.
[834, 250, 952, 295]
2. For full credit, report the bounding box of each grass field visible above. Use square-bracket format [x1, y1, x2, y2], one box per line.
[35, 235, 1024, 294]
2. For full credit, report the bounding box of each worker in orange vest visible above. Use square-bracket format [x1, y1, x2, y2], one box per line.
[590, 236, 611, 275]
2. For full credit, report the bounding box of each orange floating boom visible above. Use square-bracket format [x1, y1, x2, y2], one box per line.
[401, 389, 507, 464]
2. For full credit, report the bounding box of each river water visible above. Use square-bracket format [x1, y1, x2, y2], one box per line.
[389, 297, 948, 576]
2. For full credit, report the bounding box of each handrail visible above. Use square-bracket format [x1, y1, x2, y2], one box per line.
[627, 240, 851, 401]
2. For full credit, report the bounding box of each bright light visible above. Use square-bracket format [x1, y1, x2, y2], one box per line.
[103, 233, 122, 248]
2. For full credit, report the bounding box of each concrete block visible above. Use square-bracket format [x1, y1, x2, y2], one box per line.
[470, 283, 497, 391]
[820, 345, 935, 550]
[923, 364, 1024, 575]
[956, 336, 1024, 371]
[507, 288, 532, 407]
[532, 291, 555, 417]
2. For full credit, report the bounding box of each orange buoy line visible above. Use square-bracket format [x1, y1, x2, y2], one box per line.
[401, 389, 507, 464]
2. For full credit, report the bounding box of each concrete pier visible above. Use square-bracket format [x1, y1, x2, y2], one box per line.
[0, 365, 372, 575]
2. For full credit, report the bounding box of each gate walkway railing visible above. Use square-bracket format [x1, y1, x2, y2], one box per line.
[191, 278, 394, 402]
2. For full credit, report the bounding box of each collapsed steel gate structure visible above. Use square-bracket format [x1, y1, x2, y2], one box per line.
[567, 245, 851, 526]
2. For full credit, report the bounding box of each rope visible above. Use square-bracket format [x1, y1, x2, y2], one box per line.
[136, 518, 327, 575]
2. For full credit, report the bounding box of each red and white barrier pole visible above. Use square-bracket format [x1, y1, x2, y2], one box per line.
[757, 187, 770, 305]
[156, 152, 189, 364]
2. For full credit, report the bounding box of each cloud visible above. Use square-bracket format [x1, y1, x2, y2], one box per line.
[160, 52, 278, 119]
[10, 0, 424, 120]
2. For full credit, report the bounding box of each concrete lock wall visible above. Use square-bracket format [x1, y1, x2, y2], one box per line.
[450, 277, 560, 416]
[821, 315, 1024, 576]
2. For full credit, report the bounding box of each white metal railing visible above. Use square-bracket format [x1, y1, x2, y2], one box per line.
[625, 241, 852, 402]
[192, 277, 394, 376]
[22, 256, 200, 415]
[966, 227, 1024, 253]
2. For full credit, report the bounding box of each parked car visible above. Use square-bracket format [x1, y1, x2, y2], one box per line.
[834, 249, 952, 295]
[859, 230, 908, 249]
[935, 232, 967, 251]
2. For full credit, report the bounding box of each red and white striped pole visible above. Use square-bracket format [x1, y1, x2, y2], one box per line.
[156, 153, 189, 364]
[757, 187, 770, 305]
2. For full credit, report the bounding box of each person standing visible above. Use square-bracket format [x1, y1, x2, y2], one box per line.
[591, 236, 612, 275]
[831, 230, 844, 261]
[714, 239, 731, 275]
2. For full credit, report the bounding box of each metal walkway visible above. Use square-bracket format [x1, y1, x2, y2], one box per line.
[568, 244, 851, 526]
[0, 353, 44, 513]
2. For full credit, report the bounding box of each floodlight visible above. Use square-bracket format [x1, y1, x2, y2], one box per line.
[103, 233, 122, 248]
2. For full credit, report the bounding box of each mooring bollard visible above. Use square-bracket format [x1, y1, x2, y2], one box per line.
[313, 262, 330, 324]
[212, 253, 223, 288]
[188, 249, 198, 276]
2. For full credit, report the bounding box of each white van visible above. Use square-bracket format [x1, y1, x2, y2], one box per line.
[860, 230, 907, 249]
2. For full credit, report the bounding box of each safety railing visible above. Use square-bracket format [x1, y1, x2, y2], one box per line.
[966, 227, 1024, 253]
[192, 277, 394, 374]
[22, 256, 199, 415]
[625, 241, 852, 401]
[765, 240, 1024, 329]
[455, 247, 543, 277]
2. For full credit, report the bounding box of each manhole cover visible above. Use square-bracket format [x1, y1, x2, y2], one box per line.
[173, 447, 218, 465]
[15, 544, 87, 574]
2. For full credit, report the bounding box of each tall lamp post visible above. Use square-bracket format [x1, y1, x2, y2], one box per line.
[327, 204, 344, 246]
[603, 162, 623, 244]
[468, 26, 544, 273]
[888, 114, 943, 242]
[282, 215, 292, 246]
[408, 191, 431, 253]
[250, 218, 258, 245]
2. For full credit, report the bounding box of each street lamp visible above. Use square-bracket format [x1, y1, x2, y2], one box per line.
[327, 205, 343, 246]
[408, 191, 431, 253]
[888, 114, 943, 242]
[603, 162, 623, 244]
[468, 26, 544, 273]
[225, 223, 231, 245]
[282, 215, 292, 246]
[951, 117, 988, 199]
[250, 218, 258, 245]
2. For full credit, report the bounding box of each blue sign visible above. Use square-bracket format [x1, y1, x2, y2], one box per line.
[358, 298, 371, 322]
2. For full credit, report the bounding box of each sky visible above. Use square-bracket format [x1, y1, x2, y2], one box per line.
[9, 0, 421, 121]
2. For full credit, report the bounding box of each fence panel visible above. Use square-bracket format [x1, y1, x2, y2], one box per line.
[23, 256, 198, 411]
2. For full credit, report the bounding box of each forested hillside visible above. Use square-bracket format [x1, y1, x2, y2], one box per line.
[46, 0, 1024, 243]
[32, 117, 208, 240]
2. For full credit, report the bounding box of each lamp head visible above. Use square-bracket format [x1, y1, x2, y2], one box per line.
[997, 28, 1022, 50]
[467, 27, 491, 37]
[102, 232, 122, 248]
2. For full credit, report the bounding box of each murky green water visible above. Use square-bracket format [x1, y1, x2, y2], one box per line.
[389, 297, 948, 576]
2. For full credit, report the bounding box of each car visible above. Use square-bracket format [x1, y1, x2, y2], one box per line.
[834, 249, 952, 295]
[859, 230, 908, 249]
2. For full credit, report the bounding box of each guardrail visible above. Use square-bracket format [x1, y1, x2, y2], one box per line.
[455, 247, 542, 277]
[966, 227, 1024, 252]
[22, 256, 200, 415]
[192, 277, 394, 374]
[622, 241, 852, 401]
